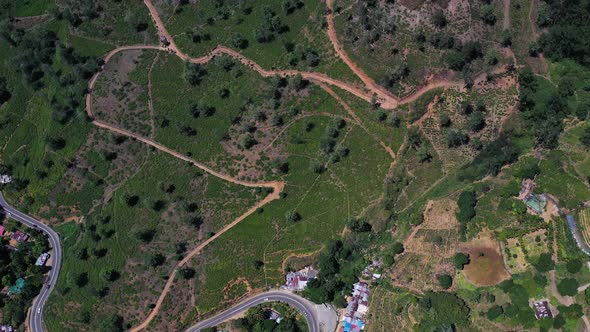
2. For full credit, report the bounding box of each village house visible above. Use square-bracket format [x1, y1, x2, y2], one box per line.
[0, 174, 11, 184]
[8, 278, 25, 296]
[532, 300, 553, 319]
[285, 266, 318, 291]
[35, 252, 50, 266]
[0, 325, 14, 332]
[341, 282, 369, 332]
[11, 230, 28, 243]
[519, 179, 547, 215]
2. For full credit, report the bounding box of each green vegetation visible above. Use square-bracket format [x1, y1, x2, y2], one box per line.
[0, 220, 49, 327]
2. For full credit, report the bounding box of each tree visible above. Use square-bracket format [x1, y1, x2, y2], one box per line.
[149, 253, 166, 268]
[432, 10, 447, 28]
[347, 219, 372, 233]
[392, 242, 404, 254]
[136, 229, 155, 243]
[566, 259, 583, 274]
[557, 278, 579, 296]
[446, 130, 469, 148]
[285, 210, 301, 223]
[99, 314, 123, 332]
[456, 190, 477, 223]
[439, 114, 452, 128]
[183, 63, 207, 86]
[101, 269, 120, 282]
[468, 111, 485, 132]
[179, 267, 195, 279]
[253, 260, 264, 270]
[480, 5, 497, 25]
[437, 274, 453, 289]
[487, 305, 503, 320]
[534, 253, 555, 272]
[231, 33, 248, 49]
[453, 252, 470, 270]
[580, 126, 590, 148]
[0, 77, 10, 104]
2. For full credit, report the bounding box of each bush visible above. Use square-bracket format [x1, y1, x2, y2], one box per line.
[557, 278, 579, 296]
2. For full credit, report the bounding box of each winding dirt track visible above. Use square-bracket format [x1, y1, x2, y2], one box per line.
[82, 1, 473, 330]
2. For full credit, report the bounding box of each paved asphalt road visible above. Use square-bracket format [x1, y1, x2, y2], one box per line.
[0, 192, 61, 332]
[186, 290, 319, 332]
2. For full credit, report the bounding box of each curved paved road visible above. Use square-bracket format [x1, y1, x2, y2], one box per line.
[185, 291, 319, 332]
[0, 192, 61, 332]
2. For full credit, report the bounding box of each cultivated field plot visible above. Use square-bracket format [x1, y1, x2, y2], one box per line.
[365, 286, 417, 332]
[578, 209, 590, 246]
[392, 199, 459, 291]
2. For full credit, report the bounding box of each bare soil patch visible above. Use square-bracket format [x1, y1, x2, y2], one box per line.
[460, 232, 510, 286]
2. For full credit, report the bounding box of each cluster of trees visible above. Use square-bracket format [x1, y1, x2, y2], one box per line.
[0, 76, 10, 105]
[417, 291, 471, 331]
[303, 240, 362, 306]
[518, 67, 571, 149]
[346, 218, 372, 233]
[0, 224, 50, 327]
[232, 304, 306, 332]
[183, 63, 208, 86]
[316, 119, 349, 166]
[255, 6, 289, 43]
[456, 190, 477, 238]
[537, 0, 590, 68]
[453, 252, 470, 270]
[458, 134, 520, 181]
[343, 0, 397, 49]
